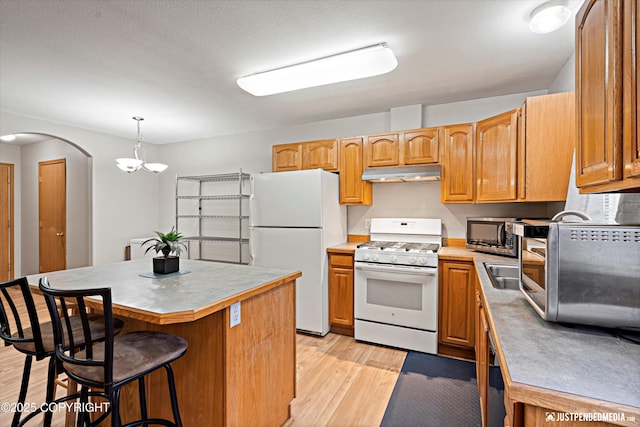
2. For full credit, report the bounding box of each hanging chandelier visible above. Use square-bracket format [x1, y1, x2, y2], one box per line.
[116, 116, 168, 174]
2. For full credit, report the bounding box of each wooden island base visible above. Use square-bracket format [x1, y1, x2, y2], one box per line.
[119, 280, 296, 426]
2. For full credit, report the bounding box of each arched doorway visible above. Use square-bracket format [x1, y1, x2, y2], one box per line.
[0, 132, 92, 276]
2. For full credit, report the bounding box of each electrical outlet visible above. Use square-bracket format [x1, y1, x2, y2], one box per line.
[365, 219, 371, 230]
[230, 302, 241, 328]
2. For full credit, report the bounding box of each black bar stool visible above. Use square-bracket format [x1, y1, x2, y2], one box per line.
[35, 277, 188, 427]
[0, 277, 123, 427]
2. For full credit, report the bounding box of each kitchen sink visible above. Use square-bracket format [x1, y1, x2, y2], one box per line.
[483, 263, 521, 290]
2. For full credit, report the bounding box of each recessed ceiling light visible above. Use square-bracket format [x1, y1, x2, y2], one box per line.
[529, 0, 571, 34]
[237, 43, 398, 96]
[0, 134, 17, 142]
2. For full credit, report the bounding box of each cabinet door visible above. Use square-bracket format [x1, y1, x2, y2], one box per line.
[328, 253, 354, 336]
[364, 133, 400, 167]
[403, 128, 439, 164]
[438, 260, 475, 349]
[476, 110, 518, 202]
[272, 143, 302, 172]
[624, 0, 640, 179]
[477, 304, 489, 427]
[441, 124, 475, 203]
[339, 137, 372, 205]
[576, 0, 623, 187]
[521, 92, 576, 201]
[302, 139, 339, 172]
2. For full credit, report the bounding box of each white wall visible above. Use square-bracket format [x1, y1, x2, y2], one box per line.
[0, 84, 576, 267]
[20, 139, 91, 274]
[0, 111, 164, 267]
[548, 53, 575, 93]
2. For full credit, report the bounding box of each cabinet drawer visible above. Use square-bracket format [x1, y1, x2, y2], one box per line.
[330, 254, 353, 268]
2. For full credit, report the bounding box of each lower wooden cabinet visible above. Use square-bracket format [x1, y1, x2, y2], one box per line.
[328, 251, 354, 336]
[438, 259, 476, 359]
[475, 279, 490, 427]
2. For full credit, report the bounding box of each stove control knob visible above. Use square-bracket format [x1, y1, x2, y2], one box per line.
[363, 254, 370, 261]
[408, 257, 417, 264]
[390, 255, 398, 263]
[418, 257, 427, 265]
[372, 254, 379, 262]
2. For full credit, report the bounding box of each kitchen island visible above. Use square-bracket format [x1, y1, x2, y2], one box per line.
[28, 258, 301, 426]
[439, 247, 640, 427]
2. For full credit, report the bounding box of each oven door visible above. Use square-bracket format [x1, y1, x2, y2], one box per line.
[354, 262, 437, 331]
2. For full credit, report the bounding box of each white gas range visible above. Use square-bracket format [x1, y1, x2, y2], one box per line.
[354, 218, 441, 354]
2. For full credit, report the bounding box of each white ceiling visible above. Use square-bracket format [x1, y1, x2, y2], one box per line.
[0, 0, 582, 145]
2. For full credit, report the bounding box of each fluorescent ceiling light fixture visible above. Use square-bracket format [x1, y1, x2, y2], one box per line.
[529, 0, 571, 34]
[237, 43, 398, 96]
[0, 134, 17, 142]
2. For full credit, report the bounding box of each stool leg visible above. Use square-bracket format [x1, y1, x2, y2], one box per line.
[164, 364, 182, 427]
[111, 388, 122, 427]
[12, 355, 33, 427]
[43, 356, 57, 427]
[137, 377, 148, 427]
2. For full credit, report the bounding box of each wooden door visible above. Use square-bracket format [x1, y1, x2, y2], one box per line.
[302, 139, 339, 171]
[476, 110, 519, 202]
[403, 128, 439, 164]
[39, 159, 66, 273]
[0, 163, 13, 281]
[328, 253, 354, 336]
[339, 137, 372, 205]
[624, 0, 640, 179]
[576, 0, 623, 187]
[364, 133, 399, 167]
[440, 123, 475, 203]
[438, 260, 475, 350]
[272, 143, 302, 172]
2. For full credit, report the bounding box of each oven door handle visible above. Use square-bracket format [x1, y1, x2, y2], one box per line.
[354, 262, 436, 275]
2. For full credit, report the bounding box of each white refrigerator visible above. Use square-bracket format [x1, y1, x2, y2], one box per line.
[250, 169, 347, 336]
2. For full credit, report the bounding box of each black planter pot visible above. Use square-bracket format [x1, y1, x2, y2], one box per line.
[153, 256, 179, 275]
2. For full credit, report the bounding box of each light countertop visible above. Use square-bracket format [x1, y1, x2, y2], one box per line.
[27, 258, 301, 324]
[439, 247, 640, 416]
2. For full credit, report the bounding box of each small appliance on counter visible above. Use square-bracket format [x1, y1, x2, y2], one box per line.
[508, 217, 640, 330]
[465, 217, 522, 258]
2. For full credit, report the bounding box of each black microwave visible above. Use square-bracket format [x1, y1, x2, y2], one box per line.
[466, 217, 519, 257]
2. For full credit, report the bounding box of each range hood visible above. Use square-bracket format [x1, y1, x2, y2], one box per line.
[361, 164, 441, 182]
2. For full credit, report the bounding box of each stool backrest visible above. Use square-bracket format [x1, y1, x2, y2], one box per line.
[38, 277, 115, 390]
[0, 277, 46, 358]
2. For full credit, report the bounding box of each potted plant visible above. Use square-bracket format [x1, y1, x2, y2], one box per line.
[141, 227, 187, 274]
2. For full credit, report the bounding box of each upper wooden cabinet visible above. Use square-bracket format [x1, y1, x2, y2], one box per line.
[441, 124, 475, 203]
[364, 128, 439, 168]
[476, 110, 519, 202]
[302, 139, 339, 172]
[623, 0, 640, 181]
[339, 137, 372, 205]
[404, 128, 439, 164]
[272, 143, 302, 172]
[519, 92, 576, 201]
[576, 0, 640, 192]
[273, 139, 339, 172]
[364, 133, 400, 167]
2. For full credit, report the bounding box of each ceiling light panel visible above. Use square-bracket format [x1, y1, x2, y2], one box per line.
[237, 43, 398, 96]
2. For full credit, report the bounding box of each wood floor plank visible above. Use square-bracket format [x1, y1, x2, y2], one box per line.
[1, 289, 407, 427]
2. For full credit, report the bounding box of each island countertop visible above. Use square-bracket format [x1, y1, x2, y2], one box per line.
[439, 247, 640, 423]
[27, 258, 301, 426]
[27, 258, 302, 325]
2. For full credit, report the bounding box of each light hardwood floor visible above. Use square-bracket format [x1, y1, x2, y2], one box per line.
[1, 291, 406, 426]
